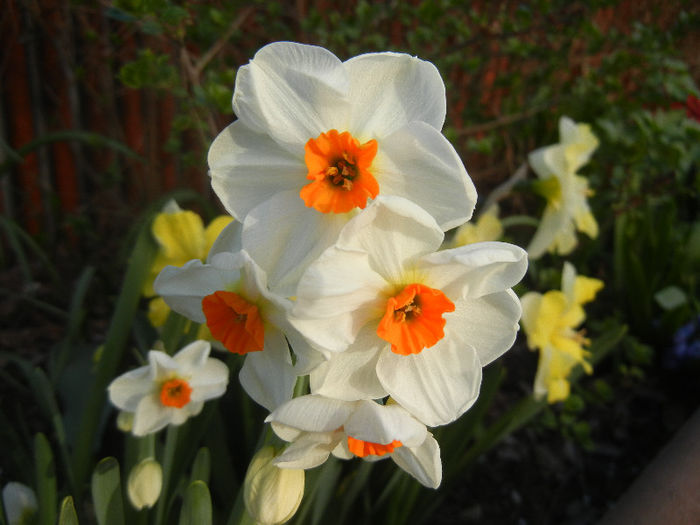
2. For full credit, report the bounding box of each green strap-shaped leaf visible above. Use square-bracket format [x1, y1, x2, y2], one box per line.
[58, 496, 79, 525]
[35, 433, 57, 525]
[91, 458, 125, 525]
[190, 448, 211, 485]
[178, 481, 212, 525]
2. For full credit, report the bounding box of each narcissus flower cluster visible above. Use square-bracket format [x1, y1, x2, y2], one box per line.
[108, 42, 528, 498]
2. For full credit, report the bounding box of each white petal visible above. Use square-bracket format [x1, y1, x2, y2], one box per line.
[273, 432, 340, 469]
[529, 144, 566, 179]
[334, 196, 443, 283]
[173, 340, 211, 372]
[377, 343, 482, 427]
[132, 394, 171, 436]
[232, 42, 350, 150]
[416, 241, 527, 300]
[291, 247, 387, 352]
[209, 120, 306, 220]
[147, 351, 180, 381]
[374, 122, 477, 230]
[309, 326, 387, 400]
[527, 206, 567, 259]
[239, 329, 296, 412]
[344, 52, 446, 137]
[154, 259, 237, 323]
[207, 219, 242, 261]
[266, 395, 355, 433]
[285, 329, 329, 375]
[345, 401, 426, 447]
[241, 192, 348, 296]
[108, 366, 152, 412]
[391, 432, 442, 488]
[447, 291, 522, 366]
[188, 358, 229, 402]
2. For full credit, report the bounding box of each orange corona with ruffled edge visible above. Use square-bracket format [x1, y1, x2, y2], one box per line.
[347, 436, 403, 457]
[159, 378, 192, 408]
[202, 291, 265, 355]
[377, 283, 455, 355]
[300, 129, 379, 213]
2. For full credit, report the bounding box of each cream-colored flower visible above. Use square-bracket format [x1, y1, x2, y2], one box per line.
[244, 446, 305, 525]
[521, 262, 603, 403]
[527, 117, 599, 259]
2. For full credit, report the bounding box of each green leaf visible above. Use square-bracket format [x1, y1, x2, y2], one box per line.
[178, 481, 212, 525]
[58, 496, 79, 525]
[72, 223, 157, 493]
[190, 448, 211, 484]
[34, 433, 57, 525]
[91, 458, 125, 525]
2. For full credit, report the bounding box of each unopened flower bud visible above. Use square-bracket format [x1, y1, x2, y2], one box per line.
[127, 458, 162, 510]
[244, 446, 304, 525]
[116, 411, 134, 432]
[2, 482, 38, 525]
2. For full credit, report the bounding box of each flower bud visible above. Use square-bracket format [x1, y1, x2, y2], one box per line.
[116, 411, 134, 432]
[127, 458, 162, 510]
[2, 482, 38, 525]
[244, 446, 305, 525]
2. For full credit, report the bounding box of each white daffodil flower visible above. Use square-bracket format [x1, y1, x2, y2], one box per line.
[209, 41, 477, 296]
[527, 116, 599, 259]
[154, 249, 324, 411]
[108, 341, 228, 436]
[266, 394, 442, 489]
[290, 197, 528, 427]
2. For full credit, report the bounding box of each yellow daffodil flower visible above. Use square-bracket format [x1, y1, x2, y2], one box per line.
[521, 262, 603, 403]
[451, 205, 503, 247]
[527, 117, 599, 259]
[144, 201, 232, 328]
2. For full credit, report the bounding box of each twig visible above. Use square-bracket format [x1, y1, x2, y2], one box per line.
[193, 6, 255, 77]
[455, 104, 550, 136]
[481, 160, 529, 212]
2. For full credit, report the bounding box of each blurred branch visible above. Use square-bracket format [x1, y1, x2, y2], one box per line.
[194, 6, 255, 77]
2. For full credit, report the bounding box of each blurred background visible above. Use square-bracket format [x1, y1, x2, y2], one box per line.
[1, 1, 699, 523]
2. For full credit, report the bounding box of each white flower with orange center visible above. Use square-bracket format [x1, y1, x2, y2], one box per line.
[209, 41, 477, 296]
[153, 249, 323, 412]
[107, 341, 228, 436]
[266, 394, 442, 489]
[290, 197, 528, 427]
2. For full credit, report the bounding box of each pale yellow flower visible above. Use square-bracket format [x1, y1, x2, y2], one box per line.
[527, 117, 599, 259]
[521, 262, 603, 403]
[451, 205, 503, 247]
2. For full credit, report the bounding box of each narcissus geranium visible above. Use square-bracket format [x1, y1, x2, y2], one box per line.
[290, 197, 528, 427]
[108, 341, 229, 436]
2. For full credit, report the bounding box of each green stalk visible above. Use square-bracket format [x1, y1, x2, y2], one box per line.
[154, 426, 179, 525]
